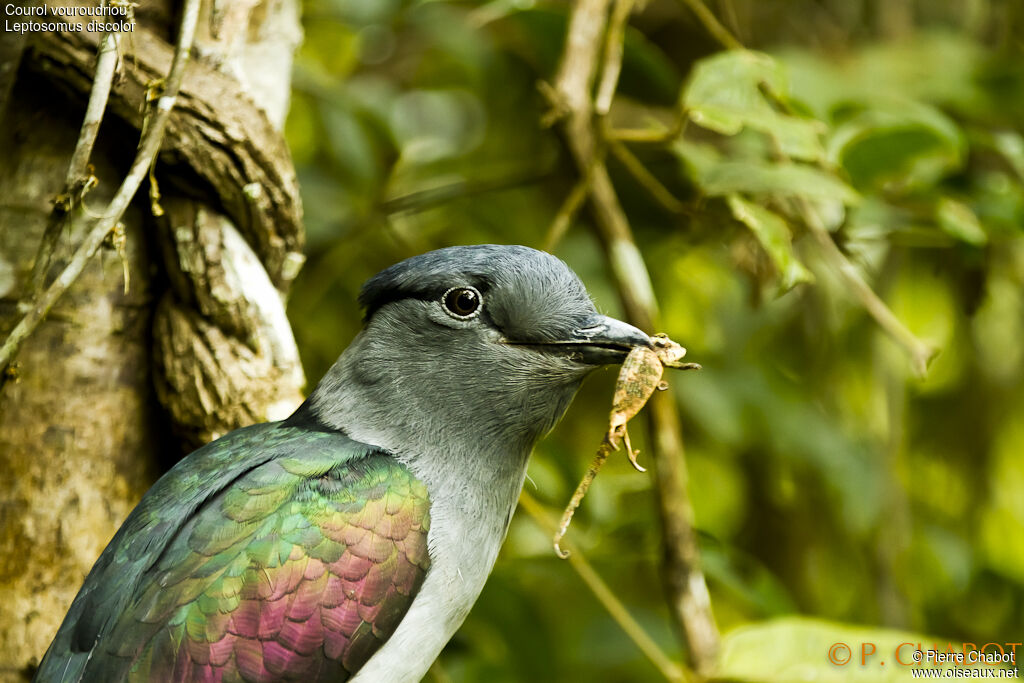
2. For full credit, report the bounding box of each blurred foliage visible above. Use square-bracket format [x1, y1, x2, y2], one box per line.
[285, 0, 1024, 680]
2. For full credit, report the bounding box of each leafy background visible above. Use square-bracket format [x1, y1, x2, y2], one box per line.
[283, 0, 1024, 680]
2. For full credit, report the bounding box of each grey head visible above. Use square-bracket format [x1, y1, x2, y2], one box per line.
[299, 244, 650, 468]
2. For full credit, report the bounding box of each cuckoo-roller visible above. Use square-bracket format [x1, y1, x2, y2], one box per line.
[35, 244, 652, 682]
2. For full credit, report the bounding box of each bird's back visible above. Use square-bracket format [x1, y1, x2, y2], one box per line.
[35, 422, 431, 682]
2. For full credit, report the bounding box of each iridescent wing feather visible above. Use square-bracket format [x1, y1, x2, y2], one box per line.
[35, 423, 430, 682]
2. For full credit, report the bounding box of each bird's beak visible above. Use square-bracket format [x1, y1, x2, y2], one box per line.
[509, 314, 651, 365]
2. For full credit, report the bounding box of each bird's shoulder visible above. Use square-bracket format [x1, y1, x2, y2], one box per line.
[35, 421, 431, 682]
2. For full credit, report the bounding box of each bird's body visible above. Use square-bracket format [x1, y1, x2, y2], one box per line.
[36, 245, 650, 682]
[38, 423, 430, 681]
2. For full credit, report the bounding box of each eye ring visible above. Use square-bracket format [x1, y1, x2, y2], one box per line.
[441, 286, 483, 320]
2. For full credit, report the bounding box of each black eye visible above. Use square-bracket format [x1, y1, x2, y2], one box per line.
[442, 286, 482, 319]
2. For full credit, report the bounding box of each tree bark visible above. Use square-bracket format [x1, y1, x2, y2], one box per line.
[0, 2, 303, 679]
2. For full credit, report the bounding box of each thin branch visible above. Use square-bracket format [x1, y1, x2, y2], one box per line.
[610, 112, 689, 143]
[31, 26, 122, 294]
[646, 395, 719, 671]
[798, 201, 937, 376]
[551, 0, 719, 674]
[608, 138, 687, 214]
[66, 26, 121, 187]
[595, 0, 635, 116]
[0, 0, 201, 376]
[519, 491, 690, 683]
[543, 163, 595, 251]
[380, 167, 551, 216]
[717, 0, 744, 45]
[675, 0, 744, 50]
[555, 0, 610, 122]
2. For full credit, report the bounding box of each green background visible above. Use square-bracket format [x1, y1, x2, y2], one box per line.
[283, 1, 1024, 679]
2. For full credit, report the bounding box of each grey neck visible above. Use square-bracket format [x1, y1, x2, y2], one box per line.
[305, 326, 584, 495]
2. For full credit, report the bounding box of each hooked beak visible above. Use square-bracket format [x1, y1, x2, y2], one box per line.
[508, 314, 651, 365]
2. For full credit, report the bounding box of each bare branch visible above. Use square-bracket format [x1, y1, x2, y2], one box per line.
[550, 0, 720, 673]
[30, 25, 122, 295]
[30, 17, 304, 286]
[675, 0, 744, 50]
[543, 164, 595, 251]
[65, 27, 121, 188]
[799, 201, 937, 376]
[595, 0, 636, 115]
[381, 168, 550, 216]
[519, 492, 690, 683]
[610, 112, 689, 143]
[608, 137, 687, 214]
[0, 0, 201, 375]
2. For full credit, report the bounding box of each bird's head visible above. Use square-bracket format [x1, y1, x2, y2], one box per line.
[304, 245, 651, 459]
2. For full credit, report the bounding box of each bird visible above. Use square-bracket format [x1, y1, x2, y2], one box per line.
[35, 244, 652, 682]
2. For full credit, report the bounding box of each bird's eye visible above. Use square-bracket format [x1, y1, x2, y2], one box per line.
[442, 286, 482, 319]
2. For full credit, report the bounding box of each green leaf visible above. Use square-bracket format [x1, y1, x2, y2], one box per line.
[936, 198, 987, 246]
[727, 195, 814, 292]
[672, 139, 723, 181]
[826, 99, 965, 191]
[717, 616, 979, 683]
[683, 50, 826, 162]
[696, 160, 859, 204]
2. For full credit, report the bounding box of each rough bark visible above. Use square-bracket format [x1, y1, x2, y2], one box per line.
[0, 1, 304, 679]
[0, 78, 162, 682]
[26, 9, 305, 287]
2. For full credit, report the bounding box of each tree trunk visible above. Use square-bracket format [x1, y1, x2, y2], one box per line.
[0, 2, 304, 679]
